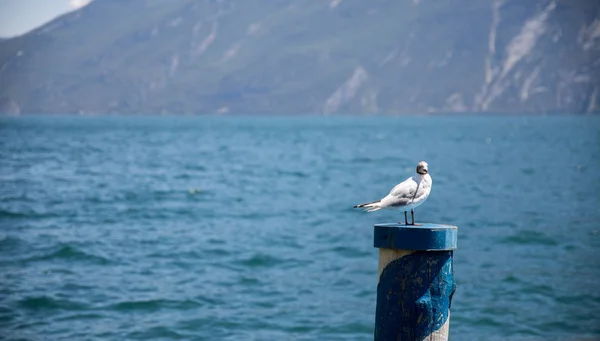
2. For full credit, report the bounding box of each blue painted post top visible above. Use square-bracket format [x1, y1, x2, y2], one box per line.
[373, 223, 457, 251]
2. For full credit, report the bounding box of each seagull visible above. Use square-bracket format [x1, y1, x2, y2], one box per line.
[353, 161, 432, 225]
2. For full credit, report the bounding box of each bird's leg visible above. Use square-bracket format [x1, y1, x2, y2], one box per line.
[404, 211, 408, 225]
[411, 210, 415, 225]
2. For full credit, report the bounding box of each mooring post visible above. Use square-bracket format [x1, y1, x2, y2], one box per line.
[373, 223, 458, 341]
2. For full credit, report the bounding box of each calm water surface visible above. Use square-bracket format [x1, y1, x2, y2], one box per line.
[1, 116, 599, 340]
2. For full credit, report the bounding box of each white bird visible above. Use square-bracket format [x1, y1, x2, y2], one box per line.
[354, 161, 432, 225]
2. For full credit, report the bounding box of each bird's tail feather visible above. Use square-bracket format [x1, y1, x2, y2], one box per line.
[353, 200, 382, 212]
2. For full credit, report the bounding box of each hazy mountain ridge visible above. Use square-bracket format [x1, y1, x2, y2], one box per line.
[0, 0, 598, 115]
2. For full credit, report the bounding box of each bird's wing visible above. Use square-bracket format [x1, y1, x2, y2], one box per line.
[380, 177, 421, 207]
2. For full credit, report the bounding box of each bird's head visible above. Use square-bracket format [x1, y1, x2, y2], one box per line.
[416, 161, 429, 175]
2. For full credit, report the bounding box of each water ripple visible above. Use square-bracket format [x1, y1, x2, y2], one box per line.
[25, 244, 112, 265]
[110, 299, 202, 312]
[17, 296, 88, 311]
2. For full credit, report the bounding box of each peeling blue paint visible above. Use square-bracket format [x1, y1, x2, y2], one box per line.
[375, 251, 456, 341]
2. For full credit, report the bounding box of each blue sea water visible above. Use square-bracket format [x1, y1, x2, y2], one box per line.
[1, 115, 599, 341]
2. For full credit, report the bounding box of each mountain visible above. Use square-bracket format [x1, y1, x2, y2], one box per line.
[0, 0, 598, 115]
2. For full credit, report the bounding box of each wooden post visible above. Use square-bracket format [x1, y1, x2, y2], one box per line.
[373, 223, 458, 341]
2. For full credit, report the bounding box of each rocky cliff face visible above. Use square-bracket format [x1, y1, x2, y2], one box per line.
[0, 0, 598, 114]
